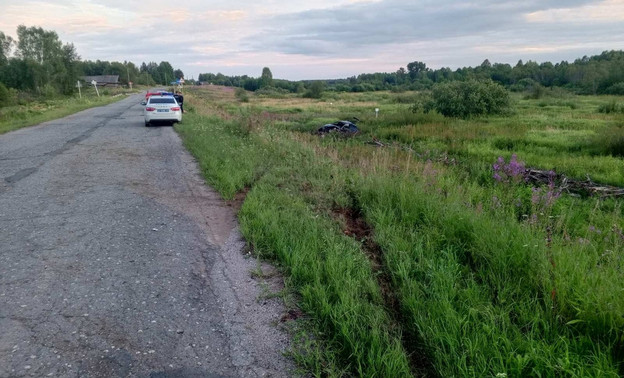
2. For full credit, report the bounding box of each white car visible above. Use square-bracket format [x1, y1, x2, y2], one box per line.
[144, 95, 182, 126]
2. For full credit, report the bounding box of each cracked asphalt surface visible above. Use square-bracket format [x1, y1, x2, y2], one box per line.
[0, 94, 292, 377]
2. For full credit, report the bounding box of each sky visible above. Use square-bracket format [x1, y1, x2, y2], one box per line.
[0, 0, 623, 80]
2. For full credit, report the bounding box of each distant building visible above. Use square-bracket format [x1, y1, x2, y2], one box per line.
[81, 75, 120, 87]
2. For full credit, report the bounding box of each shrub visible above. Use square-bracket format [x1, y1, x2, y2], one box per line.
[430, 80, 510, 118]
[410, 91, 435, 113]
[303, 81, 325, 99]
[255, 86, 289, 98]
[41, 83, 58, 99]
[350, 83, 375, 93]
[565, 101, 578, 109]
[604, 82, 624, 95]
[597, 100, 623, 114]
[509, 78, 538, 92]
[0, 83, 11, 107]
[525, 83, 546, 99]
[392, 93, 417, 104]
[548, 86, 574, 99]
[235, 87, 249, 102]
[592, 126, 624, 157]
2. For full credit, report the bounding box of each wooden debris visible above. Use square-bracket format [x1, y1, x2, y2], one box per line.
[525, 169, 624, 198]
[367, 138, 385, 147]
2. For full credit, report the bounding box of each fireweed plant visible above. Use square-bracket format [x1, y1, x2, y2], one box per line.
[492, 154, 526, 184]
[493, 154, 562, 223]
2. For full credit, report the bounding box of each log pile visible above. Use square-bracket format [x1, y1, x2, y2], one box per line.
[362, 140, 623, 198]
[525, 169, 624, 198]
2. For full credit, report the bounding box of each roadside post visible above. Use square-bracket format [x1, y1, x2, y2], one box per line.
[91, 80, 100, 97]
[375, 108, 379, 118]
[76, 80, 82, 99]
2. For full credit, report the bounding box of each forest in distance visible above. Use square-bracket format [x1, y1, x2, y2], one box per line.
[197, 50, 624, 96]
[1, 24, 624, 103]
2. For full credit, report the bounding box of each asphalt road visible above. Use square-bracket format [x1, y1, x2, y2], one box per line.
[0, 94, 291, 377]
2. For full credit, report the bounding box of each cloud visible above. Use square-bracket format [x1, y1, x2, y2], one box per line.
[526, 0, 624, 23]
[245, 0, 602, 57]
[0, 0, 621, 80]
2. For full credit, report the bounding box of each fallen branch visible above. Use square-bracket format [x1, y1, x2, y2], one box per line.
[525, 169, 624, 198]
[367, 138, 385, 147]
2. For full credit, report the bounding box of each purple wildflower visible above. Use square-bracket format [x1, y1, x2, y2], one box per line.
[492, 155, 526, 184]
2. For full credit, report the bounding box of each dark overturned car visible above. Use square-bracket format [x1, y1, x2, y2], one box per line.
[316, 118, 360, 135]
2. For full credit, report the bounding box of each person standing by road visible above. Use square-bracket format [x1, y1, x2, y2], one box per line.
[174, 91, 184, 113]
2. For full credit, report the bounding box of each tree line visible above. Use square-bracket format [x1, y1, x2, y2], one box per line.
[0, 25, 184, 102]
[198, 50, 624, 96]
[2, 24, 622, 102]
[335, 51, 624, 95]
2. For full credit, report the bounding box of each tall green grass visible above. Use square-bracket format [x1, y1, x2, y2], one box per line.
[178, 88, 624, 377]
[355, 173, 620, 376]
[357, 94, 624, 186]
[177, 109, 414, 376]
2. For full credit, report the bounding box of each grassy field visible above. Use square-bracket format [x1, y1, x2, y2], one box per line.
[0, 86, 138, 135]
[177, 86, 624, 377]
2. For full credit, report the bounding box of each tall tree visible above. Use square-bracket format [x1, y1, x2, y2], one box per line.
[13, 25, 79, 94]
[396, 67, 407, 84]
[407, 61, 427, 81]
[56, 43, 79, 94]
[0, 31, 13, 66]
[260, 67, 273, 88]
[157, 61, 174, 85]
[15, 25, 62, 64]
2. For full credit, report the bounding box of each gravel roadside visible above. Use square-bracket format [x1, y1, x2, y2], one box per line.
[0, 94, 293, 377]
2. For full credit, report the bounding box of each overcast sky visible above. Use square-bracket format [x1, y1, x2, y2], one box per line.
[0, 0, 623, 80]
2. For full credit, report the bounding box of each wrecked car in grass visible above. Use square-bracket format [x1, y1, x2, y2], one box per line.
[317, 119, 360, 135]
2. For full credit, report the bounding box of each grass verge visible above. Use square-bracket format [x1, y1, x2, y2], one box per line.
[177, 106, 414, 376]
[177, 86, 624, 377]
[0, 93, 131, 135]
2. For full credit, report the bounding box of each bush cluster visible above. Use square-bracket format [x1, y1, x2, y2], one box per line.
[303, 81, 325, 99]
[254, 86, 289, 98]
[429, 80, 510, 118]
[605, 82, 624, 95]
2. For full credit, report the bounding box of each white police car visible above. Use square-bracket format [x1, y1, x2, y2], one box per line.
[143, 95, 182, 126]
